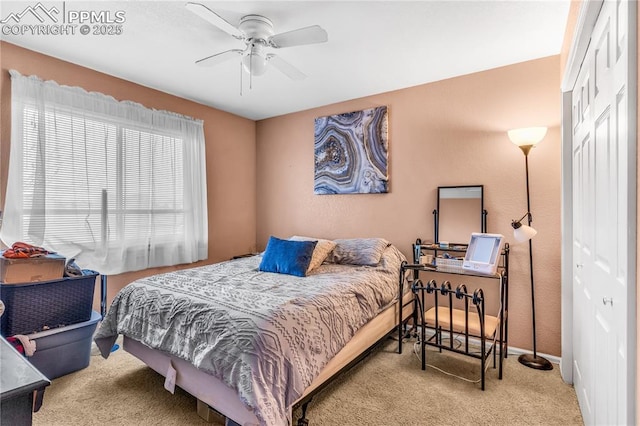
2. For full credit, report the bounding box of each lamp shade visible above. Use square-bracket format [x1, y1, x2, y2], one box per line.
[513, 224, 537, 243]
[508, 127, 547, 147]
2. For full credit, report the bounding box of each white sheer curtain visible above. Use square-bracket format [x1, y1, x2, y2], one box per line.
[1, 70, 208, 275]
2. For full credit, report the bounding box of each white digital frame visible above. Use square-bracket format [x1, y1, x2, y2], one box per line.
[462, 232, 504, 276]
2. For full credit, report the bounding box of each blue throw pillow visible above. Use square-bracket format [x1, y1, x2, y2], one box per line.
[259, 236, 317, 277]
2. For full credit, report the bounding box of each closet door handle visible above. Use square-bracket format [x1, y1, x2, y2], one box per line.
[602, 297, 613, 306]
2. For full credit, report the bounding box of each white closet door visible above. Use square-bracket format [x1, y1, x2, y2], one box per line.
[571, 1, 632, 424]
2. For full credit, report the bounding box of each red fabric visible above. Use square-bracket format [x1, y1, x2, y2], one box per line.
[3, 242, 49, 259]
[5, 336, 25, 355]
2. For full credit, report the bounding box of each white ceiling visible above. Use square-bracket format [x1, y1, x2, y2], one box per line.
[0, 1, 571, 120]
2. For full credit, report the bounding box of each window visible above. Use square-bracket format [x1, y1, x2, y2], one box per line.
[2, 70, 208, 275]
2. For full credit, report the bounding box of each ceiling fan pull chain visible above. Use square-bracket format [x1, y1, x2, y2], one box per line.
[250, 52, 253, 90]
[239, 61, 243, 96]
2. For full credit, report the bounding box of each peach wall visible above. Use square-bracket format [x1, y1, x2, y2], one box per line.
[0, 42, 257, 307]
[559, 1, 582, 79]
[256, 56, 562, 356]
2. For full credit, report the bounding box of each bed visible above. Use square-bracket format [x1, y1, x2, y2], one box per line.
[94, 237, 413, 426]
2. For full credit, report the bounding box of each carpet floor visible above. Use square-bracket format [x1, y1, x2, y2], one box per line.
[32, 337, 583, 425]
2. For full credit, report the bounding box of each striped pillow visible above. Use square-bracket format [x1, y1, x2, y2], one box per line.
[289, 236, 337, 272]
[328, 238, 390, 266]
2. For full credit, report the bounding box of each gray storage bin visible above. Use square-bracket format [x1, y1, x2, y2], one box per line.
[26, 311, 101, 380]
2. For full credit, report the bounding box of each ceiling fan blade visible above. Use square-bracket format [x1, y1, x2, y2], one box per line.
[267, 55, 306, 80]
[269, 25, 328, 48]
[196, 49, 243, 67]
[185, 2, 244, 39]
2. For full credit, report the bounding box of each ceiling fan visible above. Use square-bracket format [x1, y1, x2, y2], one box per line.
[186, 2, 328, 82]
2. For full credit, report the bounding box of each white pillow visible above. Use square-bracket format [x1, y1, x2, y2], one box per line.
[289, 236, 337, 272]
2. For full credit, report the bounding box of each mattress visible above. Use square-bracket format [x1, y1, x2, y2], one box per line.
[95, 244, 406, 425]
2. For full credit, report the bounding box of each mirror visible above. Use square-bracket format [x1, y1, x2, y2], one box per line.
[435, 185, 485, 244]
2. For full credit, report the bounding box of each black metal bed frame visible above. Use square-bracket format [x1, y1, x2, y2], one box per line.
[224, 318, 405, 426]
[292, 282, 414, 425]
[292, 325, 397, 425]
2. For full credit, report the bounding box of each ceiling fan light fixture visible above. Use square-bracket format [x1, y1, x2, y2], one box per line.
[242, 54, 268, 76]
[242, 42, 268, 76]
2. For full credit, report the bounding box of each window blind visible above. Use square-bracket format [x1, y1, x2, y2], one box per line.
[2, 70, 208, 275]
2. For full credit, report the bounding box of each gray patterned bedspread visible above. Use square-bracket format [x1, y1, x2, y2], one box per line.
[94, 245, 405, 426]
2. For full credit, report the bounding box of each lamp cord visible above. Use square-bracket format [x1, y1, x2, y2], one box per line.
[412, 337, 492, 384]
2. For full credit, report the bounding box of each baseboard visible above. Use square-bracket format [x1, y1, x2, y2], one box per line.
[408, 326, 562, 365]
[505, 345, 561, 365]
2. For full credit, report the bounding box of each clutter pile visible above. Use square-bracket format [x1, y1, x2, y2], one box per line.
[0, 242, 100, 379]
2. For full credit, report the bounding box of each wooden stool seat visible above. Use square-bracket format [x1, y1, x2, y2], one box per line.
[424, 306, 499, 338]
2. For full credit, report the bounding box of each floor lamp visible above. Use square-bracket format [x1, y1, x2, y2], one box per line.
[508, 127, 553, 371]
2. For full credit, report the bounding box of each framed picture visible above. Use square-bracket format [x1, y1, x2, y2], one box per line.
[314, 106, 388, 194]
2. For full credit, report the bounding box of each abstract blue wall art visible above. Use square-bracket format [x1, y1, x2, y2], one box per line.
[314, 106, 388, 194]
